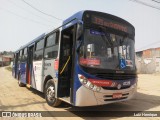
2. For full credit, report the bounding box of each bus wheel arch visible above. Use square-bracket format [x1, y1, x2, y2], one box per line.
[43, 75, 53, 92]
[44, 79, 61, 107]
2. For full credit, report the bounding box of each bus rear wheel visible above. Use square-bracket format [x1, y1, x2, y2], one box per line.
[45, 80, 61, 107]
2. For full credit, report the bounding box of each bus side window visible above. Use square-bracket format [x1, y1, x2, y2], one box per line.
[19, 50, 23, 62]
[44, 31, 59, 59]
[21, 49, 24, 62]
[23, 47, 28, 62]
[34, 39, 44, 61]
[126, 45, 131, 60]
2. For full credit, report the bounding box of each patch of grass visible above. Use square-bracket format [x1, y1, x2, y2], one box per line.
[5, 66, 12, 72]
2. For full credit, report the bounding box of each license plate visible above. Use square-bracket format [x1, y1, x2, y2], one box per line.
[113, 93, 122, 99]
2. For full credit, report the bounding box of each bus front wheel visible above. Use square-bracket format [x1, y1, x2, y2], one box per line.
[45, 80, 61, 107]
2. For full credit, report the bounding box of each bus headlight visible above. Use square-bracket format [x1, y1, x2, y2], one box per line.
[78, 74, 102, 92]
[89, 83, 94, 89]
[96, 87, 101, 92]
[82, 78, 88, 85]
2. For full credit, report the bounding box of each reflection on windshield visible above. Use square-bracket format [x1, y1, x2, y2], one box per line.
[79, 29, 135, 70]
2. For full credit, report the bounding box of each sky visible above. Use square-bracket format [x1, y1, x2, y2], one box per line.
[0, 0, 160, 52]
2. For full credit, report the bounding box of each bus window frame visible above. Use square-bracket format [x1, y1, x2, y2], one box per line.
[44, 31, 60, 60]
[34, 39, 45, 61]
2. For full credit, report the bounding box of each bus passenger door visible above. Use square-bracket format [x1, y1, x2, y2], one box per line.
[26, 45, 34, 86]
[58, 25, 76, 103]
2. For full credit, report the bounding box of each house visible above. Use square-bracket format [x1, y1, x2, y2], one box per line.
[136, 45, 160, 73]
[0, 55, 13, 67]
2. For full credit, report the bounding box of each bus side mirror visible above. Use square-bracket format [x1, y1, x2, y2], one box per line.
[87, 44, 95, 52]
[76, 22, 83, 40]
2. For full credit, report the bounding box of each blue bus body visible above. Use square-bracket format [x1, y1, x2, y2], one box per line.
[12, 10, 137, 107]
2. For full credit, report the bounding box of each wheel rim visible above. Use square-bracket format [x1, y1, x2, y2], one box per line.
[46, 85, 55, 102]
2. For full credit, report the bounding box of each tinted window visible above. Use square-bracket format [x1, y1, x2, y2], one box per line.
[46, 34, 56, 47]
[24, 48, 27, 55]
[20, 48, 28, 62]
[34, 50, 43, 61]
[20, 50, 23, 56]
[18, 52, 21, 61]
[24, 54, 27, 61]
[19, 50, 23, 61]
[44, 45, 58, 59]
[44, 32, 59, 59]
[36, 39, 44, 50]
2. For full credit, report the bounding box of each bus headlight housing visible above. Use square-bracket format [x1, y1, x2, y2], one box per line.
[96, 86, 101, 92]
[89, 83, 94, 89]
[82, 78, 88, 84]
[78, 74, 102, 92]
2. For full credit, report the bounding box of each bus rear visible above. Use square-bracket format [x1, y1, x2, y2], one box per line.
[73, 11, 137, 106]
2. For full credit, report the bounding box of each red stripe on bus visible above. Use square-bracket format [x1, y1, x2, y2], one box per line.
[88, 79, 113, 87]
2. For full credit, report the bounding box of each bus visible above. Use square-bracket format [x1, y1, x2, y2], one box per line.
[12, 10, 137, 107]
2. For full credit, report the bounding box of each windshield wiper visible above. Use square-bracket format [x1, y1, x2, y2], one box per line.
[98, 26, 113, 46]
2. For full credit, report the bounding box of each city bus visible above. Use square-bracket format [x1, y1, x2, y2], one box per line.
[12, 10, 137, 107]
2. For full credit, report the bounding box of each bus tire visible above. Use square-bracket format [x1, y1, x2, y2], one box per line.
[45, 80, 61, 107]
[18, 74, 25, 87]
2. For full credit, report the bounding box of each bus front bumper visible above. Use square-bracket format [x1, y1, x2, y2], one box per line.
[75, 83, 137, 106]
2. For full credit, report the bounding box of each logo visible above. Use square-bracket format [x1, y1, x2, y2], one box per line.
[111, 82, 117, 87]
[2, 112, 11, 117]
[117, 84, 121, 89]
[123, 81, 131, 86]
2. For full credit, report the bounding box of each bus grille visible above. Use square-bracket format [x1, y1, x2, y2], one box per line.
[95, 73, 137, 80]
[102, 86, 131, 90]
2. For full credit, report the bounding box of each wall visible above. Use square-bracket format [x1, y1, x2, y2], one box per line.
[3, 57, 11, 62]
[136, 57, 160, 74]
[136, 47, 160, 74]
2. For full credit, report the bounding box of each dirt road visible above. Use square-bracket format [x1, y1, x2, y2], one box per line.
[0, 67, 160, 120]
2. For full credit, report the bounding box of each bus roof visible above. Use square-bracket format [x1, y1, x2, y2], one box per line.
[62, 10, 134, 29]
[62, 11, 84, 25]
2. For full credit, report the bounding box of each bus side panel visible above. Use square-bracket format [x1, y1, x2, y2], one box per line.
[32, 60, 43, 92]
[43, 59, 57, 94]
[72, 56, 84, 105]
[73, 63, 98, 106]
[16, 63, 20, 79]
[19, 62, 27, 84]
[76, 86, 98, 106]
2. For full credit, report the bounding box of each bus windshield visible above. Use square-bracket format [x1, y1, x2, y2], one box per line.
[78, 29, 135, 70]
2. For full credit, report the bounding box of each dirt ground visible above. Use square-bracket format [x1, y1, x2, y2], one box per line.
[0, 67, 160, 120]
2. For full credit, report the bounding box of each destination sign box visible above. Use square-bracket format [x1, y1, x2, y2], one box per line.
[92, 16, 128, 33]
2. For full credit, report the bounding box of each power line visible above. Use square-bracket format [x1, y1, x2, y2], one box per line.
[0, 7, 53, 27]
[7, 0, 54, 24]
[130, 0, 160, 10]
[152, 0, 160, 3]
[21, 0, 63, 21]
